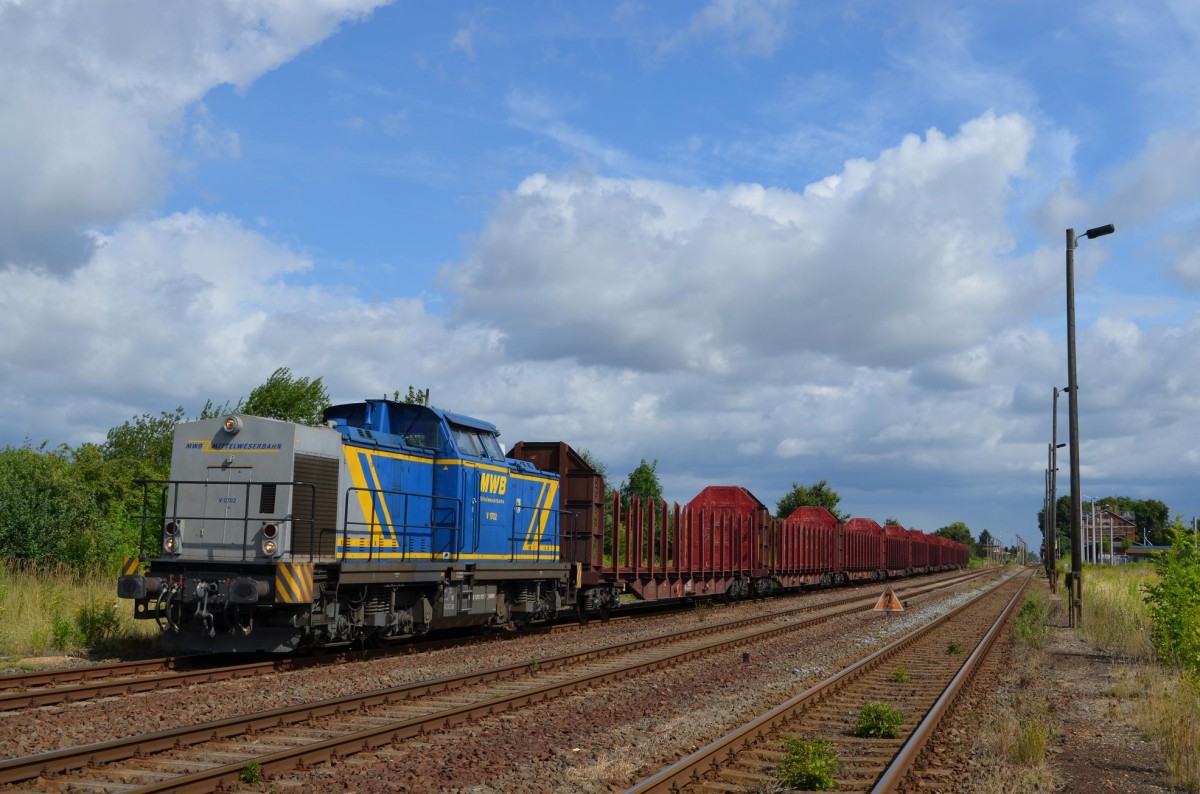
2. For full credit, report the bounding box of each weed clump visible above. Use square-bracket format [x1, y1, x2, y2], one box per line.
[890, 666, 910, 683]
[1015, 588, 1050, 649]
[853, 703, 904, 738]
[776, 736, 839, 790]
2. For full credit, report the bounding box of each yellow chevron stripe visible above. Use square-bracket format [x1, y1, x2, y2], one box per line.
[275, 562, 314, 604]
[120, 556, 140, 577]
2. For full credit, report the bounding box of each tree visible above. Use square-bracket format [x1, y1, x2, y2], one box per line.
[776, 480, 847, 522]
[620, 459, 663, 507]
[884, 517, 903, 526]
[934, 522, 976, 556]
[977, 529, 995, 556]
[103, 406, 187, 476]
[390, 386, 428, 405]
[242, 367, 329, 425]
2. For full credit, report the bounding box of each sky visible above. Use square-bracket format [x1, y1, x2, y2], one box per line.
[2, 0, 1199, 550]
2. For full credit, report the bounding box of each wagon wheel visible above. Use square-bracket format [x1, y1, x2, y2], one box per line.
[574, 597, 590, 625]
[598, 601, 612, 623]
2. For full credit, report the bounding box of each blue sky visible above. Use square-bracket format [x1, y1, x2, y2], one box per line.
[2, 0, 1200, 550]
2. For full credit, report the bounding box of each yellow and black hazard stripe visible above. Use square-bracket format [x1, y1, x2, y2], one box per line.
[274, 562, 314, 604]
[119, 556, 140, 577]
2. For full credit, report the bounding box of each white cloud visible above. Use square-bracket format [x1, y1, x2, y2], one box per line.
[674, 0, 793, 58]
[444, 112, 1038, 372]
[0, 0, 388, 271]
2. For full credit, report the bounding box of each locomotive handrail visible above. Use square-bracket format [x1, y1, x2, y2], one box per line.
[133, 478, 317, 561]
[507, 503, 570, 563]
[340, 486, 463, 563]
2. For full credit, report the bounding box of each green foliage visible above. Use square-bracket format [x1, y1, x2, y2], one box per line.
[239, 760, 262, 785]
[853, 702, 904, 738]
[1143, 518, 1200, 674]
[776, 736, 839, 790]
[51, 612, 74, 650]
[103, 406, 186, 476]
[620, 458, 663, 506]
[1015, 588, 1050, 649]
[776, 480, 847, 522]
[890, 666, 910, 683]
[242, 367, 329, 425]
[391, 386, 427, 404]
[0, 444, 129, 569]
[75, 598, 122, 648]
[946, 641, 965, 655]
[935, 522, 976, 556]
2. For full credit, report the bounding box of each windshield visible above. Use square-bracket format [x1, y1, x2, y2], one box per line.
[451, 423, 503, 458]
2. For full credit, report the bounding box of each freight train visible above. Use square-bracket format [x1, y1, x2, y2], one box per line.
[117, 398, 969, 653]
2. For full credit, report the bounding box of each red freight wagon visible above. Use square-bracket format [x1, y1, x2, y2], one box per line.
[841, 517, 883, 581]
[908, 529, 931, 573]
[775, 506, 838, 587]
[883, 523, 910, 575]
[930, 535, 949, 569]
[677, 486, 766, 598]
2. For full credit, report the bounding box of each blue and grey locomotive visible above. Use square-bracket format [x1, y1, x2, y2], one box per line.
[117, 399, 577, 652]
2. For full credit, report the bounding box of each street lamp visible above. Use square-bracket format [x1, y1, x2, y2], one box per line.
[1046, 387, 1067, 592]
[1066, 223, 1115, 628]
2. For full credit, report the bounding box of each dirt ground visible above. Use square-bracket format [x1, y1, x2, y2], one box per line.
[1039, 587, 1176, 793]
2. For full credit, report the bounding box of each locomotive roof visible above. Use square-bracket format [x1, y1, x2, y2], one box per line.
[323, 399, 499, 436]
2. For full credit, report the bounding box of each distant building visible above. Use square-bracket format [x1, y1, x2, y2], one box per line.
[1126, 542, 1173, 562]
[1081, 508, 1137, 546]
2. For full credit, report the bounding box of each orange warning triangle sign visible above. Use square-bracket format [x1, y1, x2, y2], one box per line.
[873, 585, 904, 612]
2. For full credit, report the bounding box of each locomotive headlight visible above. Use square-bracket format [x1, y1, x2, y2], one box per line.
[163, 536, 181, 554]
[222, 415, 243, 435]
[261, 523, 280, 556]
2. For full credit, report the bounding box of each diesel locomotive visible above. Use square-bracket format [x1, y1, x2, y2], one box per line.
[117, 399, 600, 653]
[117, 397, 970, 653]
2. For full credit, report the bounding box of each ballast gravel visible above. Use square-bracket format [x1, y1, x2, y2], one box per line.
[0, 570, 997, 793]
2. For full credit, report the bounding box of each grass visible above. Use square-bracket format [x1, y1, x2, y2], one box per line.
[1077, 564, 1200, 790]
[1080, 563, 1157, 660]
[1137, 671, 1200, 791]
[0, 562, 158, 659]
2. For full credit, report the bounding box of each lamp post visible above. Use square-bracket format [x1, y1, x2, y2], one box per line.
[1066, 223, 1115, 627]
[1046, 387, 1066, 592]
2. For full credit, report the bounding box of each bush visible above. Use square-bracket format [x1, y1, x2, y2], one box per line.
[1143, 519, 1200, 674]
[75, 598, 122, 648]
[890, 666, 910, 683]
[776, 736, 839, 790]
[853, 702, 904, 738]
[1015, 588, 1050, 649]
[51, 612, 75, 650]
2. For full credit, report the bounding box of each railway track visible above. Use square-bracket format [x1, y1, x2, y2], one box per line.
[0, 570, 995, 792]
[624, 568, 1033, 793]
[0, 570, 987, 712]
